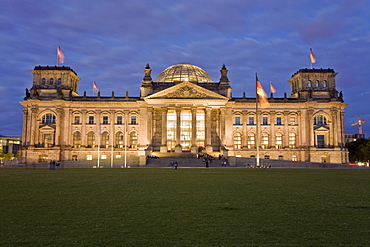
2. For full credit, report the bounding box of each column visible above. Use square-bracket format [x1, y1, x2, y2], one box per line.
[205, 107, 212, 152]
[55, 107, 63, 146]
[220, 108, 225, 147]
[30, 106, 38, 146]
[175, 108, 182, 153]
[191, 108, 197, 153]
[160, 107, 167, 152]
[22, 109, 28, 146]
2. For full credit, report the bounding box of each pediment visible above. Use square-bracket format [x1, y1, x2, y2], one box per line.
[145, 81, 228, 100]
[314, 125, 330, 131]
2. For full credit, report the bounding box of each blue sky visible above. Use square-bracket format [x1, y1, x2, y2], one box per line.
[1, 0, 370, 137]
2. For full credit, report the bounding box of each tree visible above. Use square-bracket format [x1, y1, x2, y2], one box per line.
[346, 138, 369, 163]
[4, 152, 14, 161]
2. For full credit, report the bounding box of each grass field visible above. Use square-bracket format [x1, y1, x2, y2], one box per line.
[0, 168, 369, 246]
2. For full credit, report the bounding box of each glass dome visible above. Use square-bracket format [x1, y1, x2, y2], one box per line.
[155, 64, 213, 83]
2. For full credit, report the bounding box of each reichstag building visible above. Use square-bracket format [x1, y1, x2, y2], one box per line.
[20, 63, 348, 165]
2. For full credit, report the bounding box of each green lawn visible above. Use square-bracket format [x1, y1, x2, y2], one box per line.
[0, 168, 369, 246]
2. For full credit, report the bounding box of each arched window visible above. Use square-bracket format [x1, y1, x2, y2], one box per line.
[42, 113, 56, 124]
[289, 132, 296, 148]
[73, 132, 81, 148]
[307, 80, 311, 87]
[115, 131, 124, 148]
[129, 132, 137, 148]
[57, 78, 62, 85]
[233, 132, 241, 149]
[49, 78, 54, 85]
[261, 133, 269, 148]
[42, 78, 46, 85]
[323, 80, 327, 87]
[315, 80, 319, 87]
[87, 132, 95, 148]
[314, 115, 327, 125]
[275, 133, 283, 148]
[247, 133, 255, 149]
[101, 132, 109, 148]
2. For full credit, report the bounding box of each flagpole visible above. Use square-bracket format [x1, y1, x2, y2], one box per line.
[255, 73, 260, 168]
[56, 46, 59, 67]
[97, 124, 101, 168]
[93, 81, 95, 96]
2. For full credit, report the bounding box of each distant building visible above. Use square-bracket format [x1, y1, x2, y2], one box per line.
[20, 64, 348, 164]
[344, 133, 365, 143]
[0, 135, 21, 156]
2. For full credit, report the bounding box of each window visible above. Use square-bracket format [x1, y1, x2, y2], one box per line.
[73, 132, 81, 148]
[276, 117, 282, 125]
[72, 155, 78, 161]
[88, 116, 94, 124]
[101, 155, 107, 160]
[87, 132, 95, 148]
[289, 132, 296, 148]
[292, 155, 298, 161]
[101, 132, 109, 148]
[131, 116, 137, 125]
[275, 133, 282, 148]
[278, 155, 283, 160]
[307, 80, 311, 87]
[317, 135, 325, 148]
[42, 78, 46, 85]
[115, 154, 121, 158]
[86, 155, 92, 160]
[315, 80, 319, 87]
[323, 80, 327, 87]
[115, 132, 124, 148]
[129, 132, 138, 148]
[50, 78, 54, 85]
[247, 133, 255, 148]
[43, 134, 53, 147]
[289, 117, 296, 125]
[261, 133, 269, 148]
[39, 154, 48, 162]
[57, 78, 62, 85]
[42, 114, 56, 124]
[103, 116, 109, 125]
[74, 116, 80, 124]
[264, 155, 270, 159]
[262, 117, 268, 125]
[234, 116, 241, 125]
[117, 116, 123, 125]
[233, 133, 242, 149]
[314, 115, 327, 125]
[249, 117, 255, 125]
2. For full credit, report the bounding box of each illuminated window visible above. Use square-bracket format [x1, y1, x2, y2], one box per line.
[275, 133, 282, 148]
[87, 132, 95, 148]
[42, 114, 56, 124]
[167, 110, 176, 150]
[180, 110, 192, 151]
[289, 132, 296, 148]
[130, 132, 137, 148]
[233, 133, 242, 149]
[196, 110, 205, 147]
[73, 132, 81, 148]
[115, 132, 124, 148]
[261, 133, 269, 148]
[292, 155, 298, 161]
[101, 132, 109, 148]
[116, 154, 121, 158]
[247, 133, 255, 148]
[86, 155, 92, 160]
[101, 155, 107, 160]
[289, 117, 296, 125]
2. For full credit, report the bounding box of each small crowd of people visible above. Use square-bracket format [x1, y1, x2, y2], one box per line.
[49, 160, 60, 170]
[245, 163, 272, 168]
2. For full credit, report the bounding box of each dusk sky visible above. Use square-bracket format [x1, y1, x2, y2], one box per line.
[1, 0, 370, 137]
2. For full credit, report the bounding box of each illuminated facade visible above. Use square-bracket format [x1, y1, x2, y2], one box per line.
[20, 64, 348, 164]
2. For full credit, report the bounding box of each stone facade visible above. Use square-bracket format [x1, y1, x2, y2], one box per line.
[20, 64, 348, 164]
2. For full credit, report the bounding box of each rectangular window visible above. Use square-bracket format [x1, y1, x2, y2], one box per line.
[86, 155, 92, 160]
[117, 116, 123, 125]
[276, 117, 282, 125]
[317, 135, 325, 148]
[88, 116, 94, 124]
[262, 117, 268, 125]
[131, 116, 137, 125]
[235, 117, 241, 125]
[103, 116, 109, 125]
[290, 117, 296, 125]
[248, 117, 254, 125]
[74, 116, 80, 124]
[101, 155, 107, 160]
[115, 154, 121, 158]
